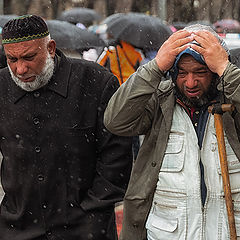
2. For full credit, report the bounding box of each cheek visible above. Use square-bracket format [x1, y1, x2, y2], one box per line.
[200, 77, 212, 91]
[7, 62, 17, 75]
[32, 58, 46, 74]
[176, 79, 184, 90]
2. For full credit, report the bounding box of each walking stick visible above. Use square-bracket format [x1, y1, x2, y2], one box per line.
[208, 103, 237, 240]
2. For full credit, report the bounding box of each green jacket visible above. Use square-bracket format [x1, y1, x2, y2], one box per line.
[104, 59, 240, 240]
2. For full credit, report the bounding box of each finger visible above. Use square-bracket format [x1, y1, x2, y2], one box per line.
[175, 44, 192, 55]
[193, 31, 219, 47]
[190, 44, 205, 55]
[168, 29, 192, 42]
[171, 36, 194, 49]
[166, 43, 191, 59]
[195, 30, 218, 42]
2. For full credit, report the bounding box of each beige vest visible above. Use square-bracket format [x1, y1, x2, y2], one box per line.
[146, 104, 240, 240]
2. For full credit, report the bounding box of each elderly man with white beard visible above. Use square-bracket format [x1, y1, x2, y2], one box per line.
[0, 14, 133, 240]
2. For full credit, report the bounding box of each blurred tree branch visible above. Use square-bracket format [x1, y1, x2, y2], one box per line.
[3, 0, 240, 25]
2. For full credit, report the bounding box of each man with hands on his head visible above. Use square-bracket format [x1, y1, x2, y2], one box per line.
[104, 24, 240, 240]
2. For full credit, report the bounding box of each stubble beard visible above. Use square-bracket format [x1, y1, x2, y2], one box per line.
[175, 77, 219, 108]
[8, 53, 55, 92]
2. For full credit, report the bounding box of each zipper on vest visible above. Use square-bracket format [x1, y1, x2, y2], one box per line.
[198, 147, 207, 240]
[200, 155, 209, 240]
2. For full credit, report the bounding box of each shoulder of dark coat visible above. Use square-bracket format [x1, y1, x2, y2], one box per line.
[68, 57, 119, 87]
[0, 67, 11, 83]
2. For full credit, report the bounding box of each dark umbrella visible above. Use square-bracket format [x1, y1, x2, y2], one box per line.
[0, 14, 18, 27]
[213, 19, 240, 33]
[46, 20, 105, 51]
[106, 13, 172, 50]
[101, 13, 125, 25]
[58, 7, 102, 26]
[172, 21, 188, 30]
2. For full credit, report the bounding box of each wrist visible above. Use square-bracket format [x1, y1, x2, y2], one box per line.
[217, 61, 229, 77]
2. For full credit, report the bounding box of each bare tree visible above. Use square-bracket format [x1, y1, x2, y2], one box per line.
[3, 0, 240, 23]
[13, 0, 32, 15]
[115, 0, 134, 13]
[50, 0, 61, 19]
[106, 0, 116, 15]
[3, 0, 12, 14]
[94, 0, 107, 18]
[150, 0, 159, 16]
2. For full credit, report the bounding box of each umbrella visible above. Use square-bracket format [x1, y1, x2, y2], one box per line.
[213, 19, 240, 33]
[101, 13, 125, 25]
[46, 20, 105, 51]
[172, 21, 188, 30]
[0, 14, 18, 27]
[58, 7, 102, 26]
[106, 13, 172, 50]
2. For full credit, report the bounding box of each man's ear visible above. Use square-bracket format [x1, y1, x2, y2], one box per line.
[47, 39, 56, 58]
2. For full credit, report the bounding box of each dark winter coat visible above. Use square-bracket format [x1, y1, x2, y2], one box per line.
[0, 49, 133, 240]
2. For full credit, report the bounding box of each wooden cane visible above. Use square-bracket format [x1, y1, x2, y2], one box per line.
[208, 104, 237, 240]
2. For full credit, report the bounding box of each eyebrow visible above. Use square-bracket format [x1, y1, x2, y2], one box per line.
[178, 66, 209, 71]
[6, 52, 36, 59]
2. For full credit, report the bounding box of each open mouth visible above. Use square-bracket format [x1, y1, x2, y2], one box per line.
[186, 89, 201, 97]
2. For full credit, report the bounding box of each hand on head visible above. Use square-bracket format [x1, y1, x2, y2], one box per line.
[155, 28, 229, 77]
[155, 30, 194, 72]
[190, 30, 229, 76]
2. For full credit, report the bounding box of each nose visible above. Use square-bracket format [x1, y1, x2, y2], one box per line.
[15, 60, 28, 76]
[185, 73, 198, 89]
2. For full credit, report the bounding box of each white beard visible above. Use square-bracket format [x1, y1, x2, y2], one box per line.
[8, 53, 55, 92]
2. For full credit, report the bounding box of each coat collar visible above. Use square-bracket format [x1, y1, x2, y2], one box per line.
[46, 49, 71, 98]
[12, 48, 71, 103]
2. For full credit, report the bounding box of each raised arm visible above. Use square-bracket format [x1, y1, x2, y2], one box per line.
[104, 30, 194, 136]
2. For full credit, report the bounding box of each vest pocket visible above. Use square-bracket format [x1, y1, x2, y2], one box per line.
[234, 201, 240, 237]
[214, 141, 240, 191]
[214, 141, 240, 174]
[146, 199, 186, 240]
[160, 133, 184, 172]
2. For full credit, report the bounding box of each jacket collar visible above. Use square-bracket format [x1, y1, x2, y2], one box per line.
[46, 49, 71, 98]
[158, 89, 175, 132]
[12, 48, 71, 103]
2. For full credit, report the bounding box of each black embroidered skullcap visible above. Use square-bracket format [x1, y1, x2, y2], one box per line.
[2, 14, 49, 45]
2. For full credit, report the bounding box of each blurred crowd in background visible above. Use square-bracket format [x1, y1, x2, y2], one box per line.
[0, 8, 240, 70]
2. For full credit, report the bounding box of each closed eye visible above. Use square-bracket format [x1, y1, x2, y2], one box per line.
[7, 56, 17, 63]
[23, 55, 35, 61]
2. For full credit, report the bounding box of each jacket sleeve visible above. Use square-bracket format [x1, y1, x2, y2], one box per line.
[104, 59, 170, 136]
[218, 62, 240, 112]
[80, 73, 133, 211]
[218, 62, 240, 139]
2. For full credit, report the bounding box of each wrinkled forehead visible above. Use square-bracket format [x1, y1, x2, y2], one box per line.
[4, 38, 46, 58]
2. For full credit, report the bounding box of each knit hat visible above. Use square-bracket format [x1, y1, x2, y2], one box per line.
[2, 15, 49, 45]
